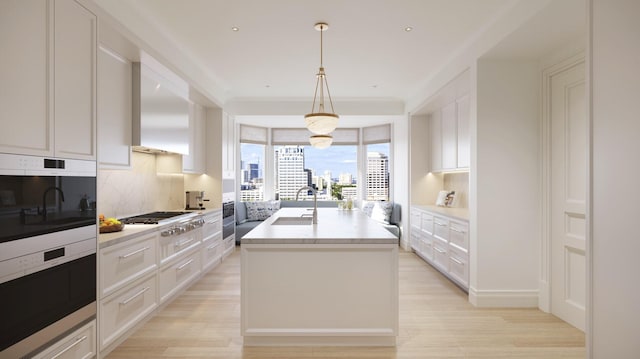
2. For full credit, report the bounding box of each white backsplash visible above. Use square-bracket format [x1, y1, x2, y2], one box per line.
[443, 172, 469, 208]
[97, 152, 184, 218]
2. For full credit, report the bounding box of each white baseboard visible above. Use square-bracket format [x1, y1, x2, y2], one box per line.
[469, 287, 539, 308]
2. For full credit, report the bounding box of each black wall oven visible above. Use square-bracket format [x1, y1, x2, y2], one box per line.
[0, 154, 97, 358]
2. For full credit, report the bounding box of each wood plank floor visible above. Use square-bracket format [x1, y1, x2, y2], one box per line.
[105, 248, 585, 359]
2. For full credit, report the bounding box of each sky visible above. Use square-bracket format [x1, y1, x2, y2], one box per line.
[241, 143, 389, 179]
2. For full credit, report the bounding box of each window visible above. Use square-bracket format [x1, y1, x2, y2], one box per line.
[363, 124, 391, 201]
[238, 124, 392, 202]
[239, 125, 268, 202]
[274, 144, 357, 201]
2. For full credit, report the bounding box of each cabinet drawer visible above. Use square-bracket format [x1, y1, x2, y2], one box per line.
[159, 230, 201, 265]
[433, 217, 449, 241]
[159, 250, 202, 303]
[448, 244, 469, 288]
[421, 234, 434, 261]
[449, 220, 469, 252]
[433, 239, 449, 272]
[222, 235, 235, 258]
[100, 232, 157, 296]
[100, 274, 157, 349]
[410, 231, 421, 252]
[421, 213, 434, 235]
[202, 237, 222, 271]
[410, 210, 422, 229]
[202, 213, 222, 239]
[33, 319, 96, 359]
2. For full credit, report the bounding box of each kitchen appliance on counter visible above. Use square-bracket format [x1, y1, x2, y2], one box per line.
[0, 153, 97, 358]
[185, 190, 205, 210]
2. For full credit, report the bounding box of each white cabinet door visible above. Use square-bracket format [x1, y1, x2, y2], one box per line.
[430, 111, 442, 172]
[0, 0, 52, 156]
[183, 103, 206, 173]
[32, 320, 96, 359]
[456, 94, 470, 169]
[98, 45, 132, 168]
[222, 112, 236, 178]
[54, 0, 96, 160]
[441, 102, 457, 170]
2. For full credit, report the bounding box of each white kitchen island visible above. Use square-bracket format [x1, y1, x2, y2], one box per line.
[241, 207, 399, 346]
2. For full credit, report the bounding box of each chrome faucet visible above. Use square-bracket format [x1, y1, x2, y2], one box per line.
[295, 186, 317, 224]
[42, 186, 65, 220]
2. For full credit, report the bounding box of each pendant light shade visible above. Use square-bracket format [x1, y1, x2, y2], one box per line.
[309, 134, 333, 149]
[305, 23, 339, 136]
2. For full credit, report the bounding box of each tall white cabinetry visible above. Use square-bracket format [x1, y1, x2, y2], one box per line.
[0, 0, 96, 160]
[221, 112, 236, 179]
[430, 94, 470, 172]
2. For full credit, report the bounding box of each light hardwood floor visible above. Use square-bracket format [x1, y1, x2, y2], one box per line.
[105, 248, 585, 359]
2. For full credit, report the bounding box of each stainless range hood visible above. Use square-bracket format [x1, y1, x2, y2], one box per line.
[132, 56, 190, 155]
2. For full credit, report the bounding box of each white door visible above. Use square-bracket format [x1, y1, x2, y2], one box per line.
[550, 61, 587, 331]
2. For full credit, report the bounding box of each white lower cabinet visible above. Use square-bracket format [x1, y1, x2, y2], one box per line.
[99, 273, 158, 350]
[159, 248, 202, 303]
[33, 320, 96, 359]
[411, 206, 469, 290]
[222, 235, 235, 259]
[98, 210, 225, 357]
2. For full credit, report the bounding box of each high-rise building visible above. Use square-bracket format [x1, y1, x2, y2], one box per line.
[338, 173, 353, 185]
[249, 163, 259, 181]
[366, 152, 389, 200]
[277, 146, 309, 200]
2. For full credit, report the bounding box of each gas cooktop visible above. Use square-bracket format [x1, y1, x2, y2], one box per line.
[120, 211, 192, 224]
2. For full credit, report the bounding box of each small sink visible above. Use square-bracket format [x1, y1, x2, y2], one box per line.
[271, 216, 313, 225]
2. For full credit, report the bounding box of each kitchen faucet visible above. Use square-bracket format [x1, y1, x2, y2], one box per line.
[42, 186, 65, 220]
[295, 186, 317, 224]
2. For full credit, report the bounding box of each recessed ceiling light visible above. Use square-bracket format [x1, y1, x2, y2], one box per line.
[372, 85, 378, 88]
[404, 26, 413, 32]
[231, 26, 239, 32]
[265, 85, 271, 88]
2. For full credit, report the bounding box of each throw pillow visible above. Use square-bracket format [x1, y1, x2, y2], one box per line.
[361, 201, 375, 217]
[370, 201, 394, 224]
[245, 201, 272, 221]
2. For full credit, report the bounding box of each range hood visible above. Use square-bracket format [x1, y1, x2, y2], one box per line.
[132, 56, 190, 155]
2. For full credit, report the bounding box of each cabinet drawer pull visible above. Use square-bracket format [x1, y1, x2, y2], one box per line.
[450, 257, 464, 265]
[120, 287, 150, 305]
[119, 246, 149, 259]
[50, 335, 88, 359]
[176, 259, 194, 271]
[207, 243, 218, 251]
[435, 222, 446, 226]
[450, 227, 466, 234]
[174, 238, 195, 248]
[435, 248, 446, 254]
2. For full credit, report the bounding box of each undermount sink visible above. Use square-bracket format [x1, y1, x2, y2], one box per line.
[271, 216, 313, 225]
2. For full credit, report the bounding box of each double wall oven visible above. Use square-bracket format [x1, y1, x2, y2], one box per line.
[0, 154, 97, 358]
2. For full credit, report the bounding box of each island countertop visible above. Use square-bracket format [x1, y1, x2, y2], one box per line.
[241, 207, 398, 245]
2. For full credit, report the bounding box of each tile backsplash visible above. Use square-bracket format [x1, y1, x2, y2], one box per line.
[97, 152, 184, 218]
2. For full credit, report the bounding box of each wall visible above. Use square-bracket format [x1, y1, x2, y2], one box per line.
[591, 0, 640, 356]
[393, 114, 410, 248]
[471, 58, 540, 307]
[97, 151, 184, 218]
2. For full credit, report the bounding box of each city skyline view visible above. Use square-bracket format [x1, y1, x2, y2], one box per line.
[241, 143, 389, 180]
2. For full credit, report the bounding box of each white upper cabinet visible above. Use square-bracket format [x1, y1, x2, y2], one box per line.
[0, 0, 96, 160]
[456, 95, 470, 169]
[441, 102, 458, 170]
[98, 45, 132, 168]
[183, 103, 206, 173]
[429, 94, 470, 172]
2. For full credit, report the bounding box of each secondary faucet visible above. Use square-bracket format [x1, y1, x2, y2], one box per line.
[42, 186, 65, 220]
[295, 186, 317, 224]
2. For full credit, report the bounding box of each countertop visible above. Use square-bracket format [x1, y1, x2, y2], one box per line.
[411, 204, 469, 221]
[98, 207, 221, 248]
[241, 207, 398, 245]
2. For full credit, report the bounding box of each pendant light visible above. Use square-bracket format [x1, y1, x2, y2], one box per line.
[309, 134, 333, 149]
[305, 22, 339, 135]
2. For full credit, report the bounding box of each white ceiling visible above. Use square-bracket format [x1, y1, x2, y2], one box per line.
[92, 0, 585, 115]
